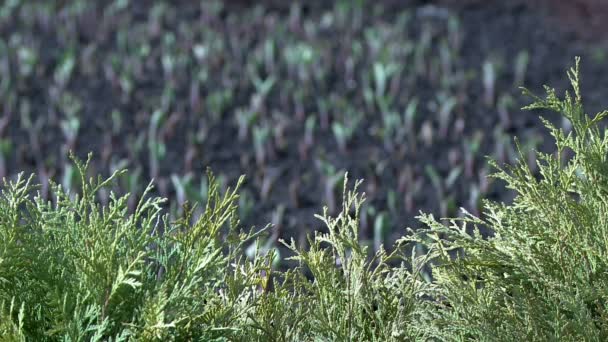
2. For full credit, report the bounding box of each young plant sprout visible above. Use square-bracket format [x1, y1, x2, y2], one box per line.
[253, 123, 271, 167]
[236, 107, 258, 142]
[260, 166, 283, 201]
[238, 188, 255, 222]
[53, 50, 75, 88]
[16, 45, 38, 79]
[373, 210, 390, 253]
[373, 61, 399, 100]
[316, 158, 345, 214]
[437, 92, 457, 138]
[513, 49, 529, 87]
[439, 39, 453, 85]
[482, 59, 496, 107]
[147, 109, 167, 180]
[298, 115, 317, 160]
[304, 115, 316, 149]
[170, 172, 193, 207]
[497, 93, 514, 128]
[250, 71, 276, 111]
[0, 138, 11, 180]
[330, 122, 347, 153]
[110, 109, 122, 135]
[463, 130, 483, 177]
[419, 120, 434, 148]
[59, 93, 81, 151]
[271, 111, 288, 152]
[332, 108, 362, 154]
[447, 15, 462, 51]
[403, 97, 419, 150]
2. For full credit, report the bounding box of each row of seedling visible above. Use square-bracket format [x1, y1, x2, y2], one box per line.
[0, 0, 545, 250]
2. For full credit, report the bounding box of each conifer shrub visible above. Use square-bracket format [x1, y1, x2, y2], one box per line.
[409, 57, 608, 340]
[1, 58, 607, 340]
[0, 157, 273, 340]
[241, 179, 433, 341]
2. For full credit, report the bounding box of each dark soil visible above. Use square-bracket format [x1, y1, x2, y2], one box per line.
[2, 0, 608, 256]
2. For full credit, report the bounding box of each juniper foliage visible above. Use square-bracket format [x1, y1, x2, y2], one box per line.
[1, 59, 607, 341]
[0, 156, 271, 340]
[409, 57, 608, 340]
[241, 179, 431, 341]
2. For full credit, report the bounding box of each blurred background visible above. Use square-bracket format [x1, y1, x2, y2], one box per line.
[1, 0, 607, 256]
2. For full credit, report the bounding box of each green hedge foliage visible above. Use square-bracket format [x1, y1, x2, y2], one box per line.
[1, 59, 606, 341]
